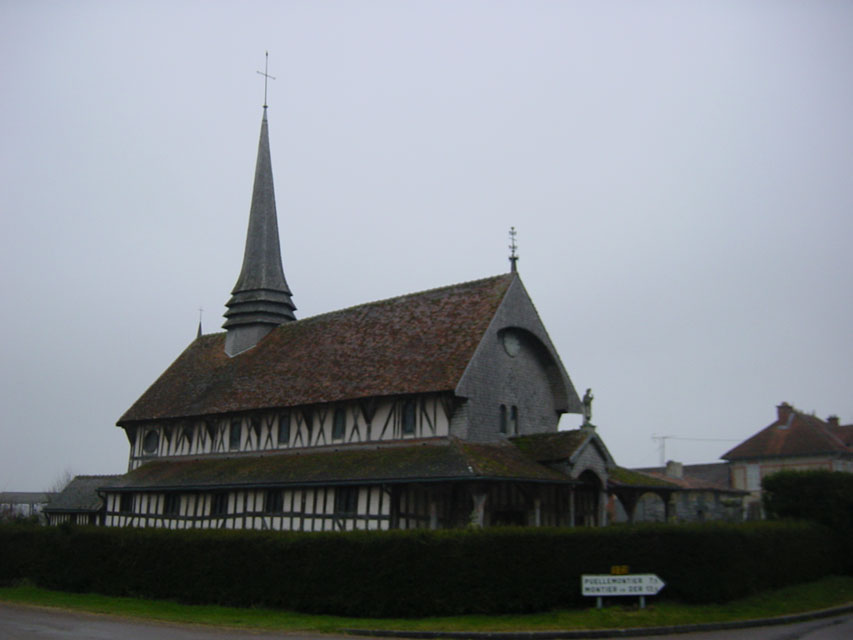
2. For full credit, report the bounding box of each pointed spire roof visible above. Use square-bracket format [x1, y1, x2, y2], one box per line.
[223, 108, 296, 356]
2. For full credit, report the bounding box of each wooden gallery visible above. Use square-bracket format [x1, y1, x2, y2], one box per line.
[49, 105, 623, 532]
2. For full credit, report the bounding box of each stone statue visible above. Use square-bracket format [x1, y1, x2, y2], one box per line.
[582, 388, 594, 424]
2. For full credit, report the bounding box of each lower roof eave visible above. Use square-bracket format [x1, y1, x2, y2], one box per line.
[100, 475, 578, 494]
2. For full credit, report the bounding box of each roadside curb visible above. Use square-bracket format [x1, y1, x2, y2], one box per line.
[345, 603, 853, 639]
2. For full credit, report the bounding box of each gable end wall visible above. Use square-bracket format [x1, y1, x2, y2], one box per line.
[453, 277, 580, 442]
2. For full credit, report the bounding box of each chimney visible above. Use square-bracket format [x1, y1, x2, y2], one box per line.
[828, 415, 840, 427]
[777, 402, 793, 424]
[665, 460, 683, 479]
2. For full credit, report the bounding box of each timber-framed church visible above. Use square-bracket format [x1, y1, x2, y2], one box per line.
[51, 104, 625, 531]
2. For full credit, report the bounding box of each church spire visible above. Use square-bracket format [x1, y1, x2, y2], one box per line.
[223, 106, 296, 356]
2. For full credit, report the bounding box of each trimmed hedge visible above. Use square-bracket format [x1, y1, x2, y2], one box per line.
[763, 470, 853, 531]
[0, 521, 841, 616]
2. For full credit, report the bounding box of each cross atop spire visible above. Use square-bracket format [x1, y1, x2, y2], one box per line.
[508, 226, 519, 273]
[256, 51, 276, 109]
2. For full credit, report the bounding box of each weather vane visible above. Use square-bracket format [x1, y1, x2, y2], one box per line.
[257, 51, 276, 108]
[508, 226, 519, 273]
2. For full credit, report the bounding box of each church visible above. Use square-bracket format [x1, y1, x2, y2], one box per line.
[65, 103, 620, 531]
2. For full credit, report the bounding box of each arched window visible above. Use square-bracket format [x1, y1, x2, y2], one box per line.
[499, 405, 507, 434]
[510, 405, 519, 435]
[142, 430, 159, 454]
[333, 408, 346, 440]
[402, 400, 416, 435]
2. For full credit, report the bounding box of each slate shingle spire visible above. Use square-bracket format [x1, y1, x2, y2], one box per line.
[223, 107, 296, 356]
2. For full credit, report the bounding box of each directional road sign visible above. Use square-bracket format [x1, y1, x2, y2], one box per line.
[581, 574, 666, 597]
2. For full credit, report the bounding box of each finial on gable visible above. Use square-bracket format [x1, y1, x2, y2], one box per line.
[257, 50, 275, 109]
[508, 226, 519, 273]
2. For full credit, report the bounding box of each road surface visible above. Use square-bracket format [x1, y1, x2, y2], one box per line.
[1, 601, 851, 640]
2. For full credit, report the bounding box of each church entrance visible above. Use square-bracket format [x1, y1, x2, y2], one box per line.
[574, 471, 601, 527]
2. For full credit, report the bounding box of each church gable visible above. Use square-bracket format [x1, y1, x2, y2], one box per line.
[119, 274, 513, 426]
[453, 276, 581, 441]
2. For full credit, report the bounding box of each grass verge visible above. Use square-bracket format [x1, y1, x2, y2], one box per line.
[1, 576, 852, 633]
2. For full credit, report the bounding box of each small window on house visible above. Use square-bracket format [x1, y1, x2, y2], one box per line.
[510, 405, 519, 435]
[334, 487, 359, 516]
[211, 492, 228, 517]
[119, 493, 133, 514]
[142, 430, 159, 454]
[278, 412, 291, 445]
[163, 493, 180, 516]
[229, 419, 241, 450]
[332, 408, 346, 440]
[499, 405, 507, 434]
[402, 400, 416, 435]
[264, 489, 283, 514]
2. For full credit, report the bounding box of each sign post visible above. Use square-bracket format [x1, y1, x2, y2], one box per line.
[581, 574, 665, 609]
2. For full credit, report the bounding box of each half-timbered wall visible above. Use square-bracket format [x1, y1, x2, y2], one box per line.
[104, 486, 396, 531]
[102, 482, 582, 532]
[126, 393, 452, 470]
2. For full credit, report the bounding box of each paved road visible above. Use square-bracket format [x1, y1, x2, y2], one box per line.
[0, 602, 343, 640]
[1, 602, 852, 640]
[632, 613, 853, 639]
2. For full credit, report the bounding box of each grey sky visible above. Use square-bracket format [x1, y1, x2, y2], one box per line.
[1, 1, 851, 490]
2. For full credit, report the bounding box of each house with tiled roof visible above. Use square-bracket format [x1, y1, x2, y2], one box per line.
[722, 402, 853, 517]
[82, 103, 619, 532]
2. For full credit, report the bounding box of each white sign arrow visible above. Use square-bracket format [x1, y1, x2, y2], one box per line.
[581, 574, 666, 597]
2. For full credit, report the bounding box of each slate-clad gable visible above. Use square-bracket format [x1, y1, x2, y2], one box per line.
[120, 274, 514, 425]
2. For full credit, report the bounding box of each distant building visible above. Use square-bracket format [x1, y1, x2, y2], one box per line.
[722, 402, 853, 517]
[0, 492, 54, 521]
[616, 461, 746, 523]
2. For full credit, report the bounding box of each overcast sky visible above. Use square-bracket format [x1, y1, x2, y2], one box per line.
[2, 1, 851, 491]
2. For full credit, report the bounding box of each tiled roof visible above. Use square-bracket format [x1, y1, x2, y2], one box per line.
[120, 274, 514, 424]
[608, 467, 679, 490]
[510, 430, 590, 462]
[829, 425, 853, 448]
[632, 463, 740, 492]
[102, 438, 569, 491]
[43, 475, 119, 513]
[722, 409, 852, 461]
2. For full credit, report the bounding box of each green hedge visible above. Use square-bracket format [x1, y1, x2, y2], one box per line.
[763, 470, 853, 531]
[0, 521, 841, 616]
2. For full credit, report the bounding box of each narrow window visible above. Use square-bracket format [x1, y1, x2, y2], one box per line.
[334, 487, 359, 516]
[278, 412, 291, 445]
[332, 408, 346, 440]
[402, 400, 416, 435]
[119, 493, 133, 514]
[264, 489, 283, 514]
[499, 405, 507, 434]
[163, 493, 180, 516]
[229, 419, 241, 450]
[211, 492, 228, 517]
[510, 405, 519, 435]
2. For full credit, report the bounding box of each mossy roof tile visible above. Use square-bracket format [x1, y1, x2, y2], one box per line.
[120, 274, 513, 425]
